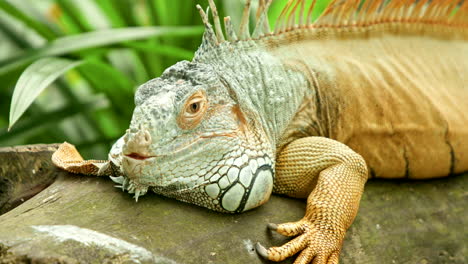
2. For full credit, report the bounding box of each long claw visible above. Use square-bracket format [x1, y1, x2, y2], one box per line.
[122, 178, 129, 191]
[110, 175, 124, 184]
[267, 223, 278, 231]
[134, 190, 140, 202]
[255, 243, 268, 260]
[127, 182, 135, 193]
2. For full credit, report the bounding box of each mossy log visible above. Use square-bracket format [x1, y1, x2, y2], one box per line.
[0, 144, 466, 264]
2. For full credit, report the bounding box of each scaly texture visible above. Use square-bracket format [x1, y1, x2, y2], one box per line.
[51, 0, 468, 263]
[263, 137, 367, 263]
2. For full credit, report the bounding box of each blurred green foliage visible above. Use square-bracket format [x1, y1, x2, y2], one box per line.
[0, 0, 330, 158]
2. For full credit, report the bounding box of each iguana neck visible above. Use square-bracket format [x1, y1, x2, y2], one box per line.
[197, 41, 312, 148]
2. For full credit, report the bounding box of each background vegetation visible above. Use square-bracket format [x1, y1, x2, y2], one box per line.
[0, 0, 330, 158]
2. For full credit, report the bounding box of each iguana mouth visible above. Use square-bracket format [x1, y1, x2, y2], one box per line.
[125, 152, 155, 160]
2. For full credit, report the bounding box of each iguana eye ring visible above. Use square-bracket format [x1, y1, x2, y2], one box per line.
[177, 90, 208, 129]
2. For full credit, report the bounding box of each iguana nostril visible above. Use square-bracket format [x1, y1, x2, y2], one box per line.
[122, 128, 153, 158]
[134, 129, 151, 146]
[143, 130, 151, 144]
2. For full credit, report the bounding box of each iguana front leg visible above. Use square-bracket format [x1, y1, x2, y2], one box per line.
[256, 137, 368, 264]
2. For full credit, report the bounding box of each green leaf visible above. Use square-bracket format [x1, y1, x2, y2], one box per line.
[2, 95, 109, 143]
[56, 0, 94, 32]
[94, 0, 126, 27]
[9, 57, 83, 130]
[124, 42, 194, 60]
[0, 1, 57, 40]
[0, 26, 204, 76]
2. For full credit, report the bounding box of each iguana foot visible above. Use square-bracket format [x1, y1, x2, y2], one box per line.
[257, 137, 368, 263]
[256, 219, 341, 264]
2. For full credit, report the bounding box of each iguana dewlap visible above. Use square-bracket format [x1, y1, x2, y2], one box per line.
[52, 0, 468, 263]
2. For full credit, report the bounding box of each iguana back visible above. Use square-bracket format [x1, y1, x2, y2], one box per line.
[272, 25, 468, 179]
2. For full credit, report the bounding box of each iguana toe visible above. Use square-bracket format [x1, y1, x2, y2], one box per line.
[270, 221, 305, 236]
[326, 252, 339, 264]
[257, 219, 342, 263]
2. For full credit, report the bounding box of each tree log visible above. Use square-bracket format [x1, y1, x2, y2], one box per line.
[0, 144, 60, 215]
[0, 144, 466, 264]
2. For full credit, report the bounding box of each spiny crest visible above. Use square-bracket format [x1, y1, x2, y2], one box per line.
[194, 0, 468, 59]
[195, 0, 271, 50]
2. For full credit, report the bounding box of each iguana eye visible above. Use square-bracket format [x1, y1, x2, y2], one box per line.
[177, 90, 208, 129]
[189, 102, 200, 114]
[185, 95, 205, 116]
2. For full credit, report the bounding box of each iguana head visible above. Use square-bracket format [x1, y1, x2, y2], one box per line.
[111, 60, 274, 213]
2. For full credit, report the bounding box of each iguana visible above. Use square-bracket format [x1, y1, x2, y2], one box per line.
[51, 0, 468, 263]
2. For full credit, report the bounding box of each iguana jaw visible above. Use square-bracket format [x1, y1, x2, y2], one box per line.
[118, 126, 275, 213]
